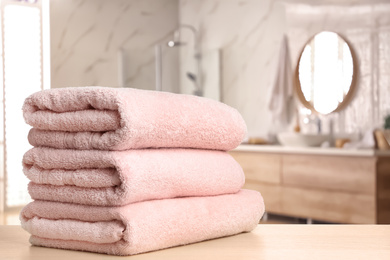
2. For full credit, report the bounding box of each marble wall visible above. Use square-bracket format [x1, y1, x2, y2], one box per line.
[50, 0, 179, 91]
[50, 0, 286, 137]
[180, 0, 390, 137]
[50, 0, 390, 137]
[179, 0, 286, 137]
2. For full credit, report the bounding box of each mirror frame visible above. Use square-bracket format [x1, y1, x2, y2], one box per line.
[294, 31, 358, 114]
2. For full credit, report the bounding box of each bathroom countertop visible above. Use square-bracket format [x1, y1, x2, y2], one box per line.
[233, 144, 390, 157]
[1, 225, 389, 259]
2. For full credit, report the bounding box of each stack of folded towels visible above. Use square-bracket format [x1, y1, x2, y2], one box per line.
[19, 87, 265, 256]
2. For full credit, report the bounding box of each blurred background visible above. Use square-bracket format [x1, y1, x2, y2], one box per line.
[1, 0, 390, 225]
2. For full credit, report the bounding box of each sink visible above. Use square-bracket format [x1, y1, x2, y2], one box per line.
[277, 132, 329, 147]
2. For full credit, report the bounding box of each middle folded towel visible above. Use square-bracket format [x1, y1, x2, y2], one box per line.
[23, 147, 245, 206]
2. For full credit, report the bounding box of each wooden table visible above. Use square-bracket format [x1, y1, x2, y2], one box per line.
[1, 225, 390, 259]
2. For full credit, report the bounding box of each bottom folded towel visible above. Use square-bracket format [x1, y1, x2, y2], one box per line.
[20, 189, 264, 256]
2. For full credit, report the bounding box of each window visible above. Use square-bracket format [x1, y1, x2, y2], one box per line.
[0, 0, 50, 210]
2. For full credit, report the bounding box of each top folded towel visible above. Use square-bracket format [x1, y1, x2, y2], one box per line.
[23, 87, 247, 151]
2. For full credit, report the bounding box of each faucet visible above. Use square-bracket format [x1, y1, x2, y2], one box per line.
[303, 115, 322, 134]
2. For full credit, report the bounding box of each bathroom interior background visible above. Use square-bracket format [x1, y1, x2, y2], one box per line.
[0, 0, 389, 217]
[50, 0, 390, 139]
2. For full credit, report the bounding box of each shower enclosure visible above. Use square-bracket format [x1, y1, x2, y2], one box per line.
[155, 24, 203, 96]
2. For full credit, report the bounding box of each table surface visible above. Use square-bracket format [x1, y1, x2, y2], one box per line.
[1, 225, 390, 260]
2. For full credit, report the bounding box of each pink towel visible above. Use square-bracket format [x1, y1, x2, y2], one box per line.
[20, 189, 264, 256]
[24, 147, 245, 206]
[23, 87, 246, 151]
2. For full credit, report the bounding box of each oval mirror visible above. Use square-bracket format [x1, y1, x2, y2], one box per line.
[295, 31, 357, 114]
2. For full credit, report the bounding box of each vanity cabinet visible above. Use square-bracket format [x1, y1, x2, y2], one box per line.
[230, 146, 390, 224]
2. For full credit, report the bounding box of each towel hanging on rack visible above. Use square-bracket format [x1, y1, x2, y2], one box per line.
[267, 34, 294, 128]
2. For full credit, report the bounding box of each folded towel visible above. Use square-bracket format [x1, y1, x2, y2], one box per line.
[20, 189, 264, 256]
[23, 87, 246, 151]
[24, 147, 245, 206]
